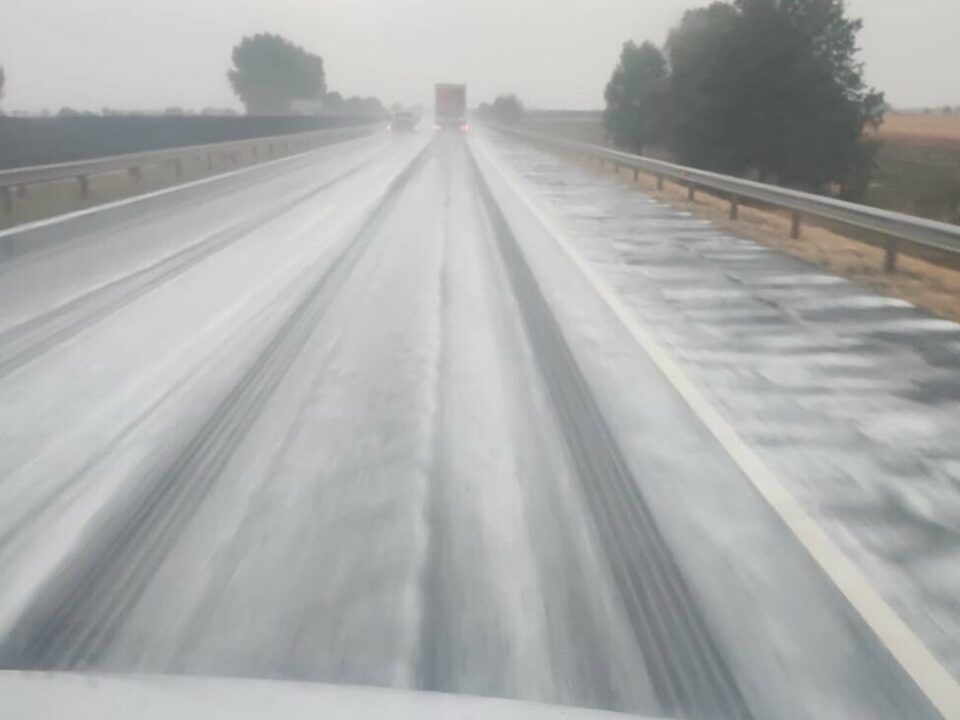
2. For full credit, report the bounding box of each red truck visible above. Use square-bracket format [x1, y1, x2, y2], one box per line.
[434, 83, 467, 130]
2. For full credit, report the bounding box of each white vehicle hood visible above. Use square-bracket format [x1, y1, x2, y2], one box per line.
[0, 671, 661, 720]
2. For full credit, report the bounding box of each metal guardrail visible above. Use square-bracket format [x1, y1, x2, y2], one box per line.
[0, 123, 379, 214]
[493, 124, 960, 272]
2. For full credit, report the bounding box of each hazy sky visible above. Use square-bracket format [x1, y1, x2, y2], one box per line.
[1, 0, 957, 112]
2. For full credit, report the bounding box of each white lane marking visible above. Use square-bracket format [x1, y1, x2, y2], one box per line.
[0, 135, 376, 240]
[474, 140, 960, 720]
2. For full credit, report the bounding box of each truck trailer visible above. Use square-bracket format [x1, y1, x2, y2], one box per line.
[434, 83, 467, 130]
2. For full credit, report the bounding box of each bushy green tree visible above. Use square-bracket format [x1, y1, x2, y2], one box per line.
[490, 94, 524, 125]
[666, 3, 744, 172]
[666, 0, 884, 195]
[603, 41, 669, 153]
[228, 34, 326, 115]
[323, 91, 344, 111]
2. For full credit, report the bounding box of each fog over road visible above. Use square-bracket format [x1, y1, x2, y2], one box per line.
[0, 129, 950, 719]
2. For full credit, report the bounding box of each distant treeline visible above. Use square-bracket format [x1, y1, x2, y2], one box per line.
[0, 114, 379, 170]
[0, 32, 387, 122]
[476, 95, 525, 125]
[4, 107, 242, 118]
[603, 0, 885, 199]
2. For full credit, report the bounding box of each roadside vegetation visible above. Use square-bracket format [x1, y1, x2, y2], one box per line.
[227, 33, 385, 118]
[602, 0, 884, 200]
[476, 95, 525, 125]
[519, 0, 958, 319]
[872, 118, 960, 225]
[228, 33, 326, 115]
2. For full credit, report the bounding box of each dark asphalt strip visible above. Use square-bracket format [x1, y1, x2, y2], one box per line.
[0, 142, 433, 671]
[467, 148, 753, 720]
[414, 137, 457, 695]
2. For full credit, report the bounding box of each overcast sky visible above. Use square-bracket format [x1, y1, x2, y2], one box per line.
[1, 0, 957, 113]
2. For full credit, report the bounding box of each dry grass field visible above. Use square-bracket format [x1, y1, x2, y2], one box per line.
[876, 112, 960, 146]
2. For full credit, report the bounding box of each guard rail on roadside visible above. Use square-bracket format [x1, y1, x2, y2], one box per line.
[0, 123, 381, 215]
[491, 124, 960, 273]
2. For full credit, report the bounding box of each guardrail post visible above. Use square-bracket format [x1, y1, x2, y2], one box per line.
[790, 211, 802, 239]
[206, 153, 214, 172]
[231, 150, 239, 164]
[173, 158, 184, 177]
[633, 168, 640, 182]
[252, 145, 259, 160]
[656, 175, 664, 191]
[884, 240, 899, 273]
[128, 165, 142, 184]
[77, 175, 90, 200]
[730, 195, 740, 220]
[0, 187, 12, 214]
[687, 183, 696, 201]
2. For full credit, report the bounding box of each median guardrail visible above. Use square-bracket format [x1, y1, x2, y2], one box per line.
[491, 124, 960, 273]
[0, 123, 380, 216]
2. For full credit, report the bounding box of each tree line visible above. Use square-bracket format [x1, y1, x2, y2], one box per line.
[0, 34, 383, 119]
[476, 95, 525, 125]
[603, 0, 885, 199]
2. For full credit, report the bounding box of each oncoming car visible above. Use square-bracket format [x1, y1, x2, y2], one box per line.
[391, 111, 419, 132]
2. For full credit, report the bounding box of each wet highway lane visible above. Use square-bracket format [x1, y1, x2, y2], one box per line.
[0, 129, 947, 719]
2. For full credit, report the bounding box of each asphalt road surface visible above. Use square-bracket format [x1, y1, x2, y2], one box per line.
[0, 129, 949, 719]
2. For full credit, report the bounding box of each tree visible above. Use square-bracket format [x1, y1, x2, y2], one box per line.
[227, 33, 326, 115]
[0, 66, 5, 110]
[667, 0, 884, 196]
[323, 91, 344, 111]
[603, 41, 669, 153]
[666, 3, 745, 173]
[490, 94, 524, 125]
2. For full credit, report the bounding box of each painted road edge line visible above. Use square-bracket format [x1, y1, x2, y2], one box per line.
[0, 134, 376, 241]
[474, 139, 960, 720]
